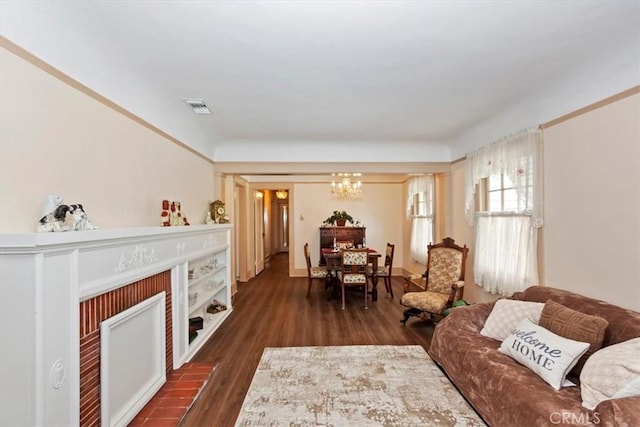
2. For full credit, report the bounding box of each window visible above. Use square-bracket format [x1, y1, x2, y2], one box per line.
[410, 191, 432, 217]
[487, 155, 533, 213]
[407, 176, 434, 264]
[465, 128, 542, 296]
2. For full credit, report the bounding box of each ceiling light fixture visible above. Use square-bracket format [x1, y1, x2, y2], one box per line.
[183, 98, 211, 115]
[331, 173, 362, 200]
[275, 190, 288, 200]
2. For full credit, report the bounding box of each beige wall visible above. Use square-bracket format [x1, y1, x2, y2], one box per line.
[0, 47, 215, 233]
[542, 93, 640, 311]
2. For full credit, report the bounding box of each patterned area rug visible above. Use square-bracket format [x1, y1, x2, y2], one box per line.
[235, 345, 485, 426]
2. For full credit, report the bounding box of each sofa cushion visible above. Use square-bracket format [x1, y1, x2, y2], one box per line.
[480, 299, 544, 341]
[580, 337, 640, 410]
[517, 286, 640, 348]
[499, 319, 590, 390]
[539, 300, 608, 378]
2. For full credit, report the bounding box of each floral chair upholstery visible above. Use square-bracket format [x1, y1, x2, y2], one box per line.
[338, 249, 370, 309]
[304, 243, 328, 297]
[400, 237, 468, 325]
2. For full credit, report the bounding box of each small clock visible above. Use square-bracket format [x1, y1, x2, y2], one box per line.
[210, 200, 228, 224]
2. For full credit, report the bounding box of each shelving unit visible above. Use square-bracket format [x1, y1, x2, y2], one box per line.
[164, 224, 234, 367]
[183, 246, 232, 362]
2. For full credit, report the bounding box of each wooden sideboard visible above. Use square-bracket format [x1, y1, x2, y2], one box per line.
[319, 226, 366, 265]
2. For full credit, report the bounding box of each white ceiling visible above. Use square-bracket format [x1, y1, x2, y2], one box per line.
[1, 1, 639, 166]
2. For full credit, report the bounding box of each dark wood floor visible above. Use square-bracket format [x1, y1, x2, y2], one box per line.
[180, 252, 435, 427]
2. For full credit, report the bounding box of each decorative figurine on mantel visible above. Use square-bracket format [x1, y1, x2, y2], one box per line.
[68, 204, 99, 231]
[37, 195, 68, 232]
[210, 200, 229, 224]
[160, 200, 190, 226]
[170, 201, 190, 226]
[205, 211, 214, 224]
[160, 200, 171, 226]
[36, 195, 98, 232]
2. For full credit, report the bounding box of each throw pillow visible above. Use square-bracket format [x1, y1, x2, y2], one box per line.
[539, 300, 609, 378]
[499, 319, 590, 390]
[480, 299, 545, 341]
[580, 337, 640, 410]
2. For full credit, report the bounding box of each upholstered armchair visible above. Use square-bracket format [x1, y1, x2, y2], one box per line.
[400, 237, 468, 325]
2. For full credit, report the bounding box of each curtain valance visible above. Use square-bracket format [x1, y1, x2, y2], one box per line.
[464, 127, 543, 227]
[406, 175, 434, 217]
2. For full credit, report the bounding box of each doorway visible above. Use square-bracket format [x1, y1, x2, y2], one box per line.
[254, 191, 265, 275]
[254, 189, 290, 275]
[275, 195, 289, 253]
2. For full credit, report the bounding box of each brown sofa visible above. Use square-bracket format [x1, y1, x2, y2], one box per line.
[429, 286, 640, 426]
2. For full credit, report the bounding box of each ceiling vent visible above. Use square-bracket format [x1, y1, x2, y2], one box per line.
[183, 98, 211, 115]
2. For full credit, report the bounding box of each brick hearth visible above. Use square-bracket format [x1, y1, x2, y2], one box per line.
[79, 271, 173, 427]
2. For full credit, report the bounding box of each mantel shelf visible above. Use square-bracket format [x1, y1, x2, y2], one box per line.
[0, 224, 232, 250]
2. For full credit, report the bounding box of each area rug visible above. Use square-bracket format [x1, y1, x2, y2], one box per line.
[234, 345, 485, 426]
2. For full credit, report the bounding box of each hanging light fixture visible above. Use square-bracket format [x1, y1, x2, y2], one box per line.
[275, 190, 288, 200]
[330, 173, 363, 199]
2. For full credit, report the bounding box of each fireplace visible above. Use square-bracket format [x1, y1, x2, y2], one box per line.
[79, 271, 172, 426]
[0, 225, 232, 426]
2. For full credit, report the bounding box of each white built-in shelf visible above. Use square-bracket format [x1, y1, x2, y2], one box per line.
[183, 248, 232, 363]
[185, 308, 231, 361]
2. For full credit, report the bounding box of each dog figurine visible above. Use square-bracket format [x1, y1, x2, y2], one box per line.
[37, 200, 98, 232]
[68, 204, 98, 231]
[37, 204, 71, 232]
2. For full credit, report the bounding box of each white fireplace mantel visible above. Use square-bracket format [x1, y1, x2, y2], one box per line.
[0, 224, 233, 427]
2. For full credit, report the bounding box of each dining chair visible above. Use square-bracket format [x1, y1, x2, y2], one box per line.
[338, 248, 369, 309]
[304, 243, 328, 297]
[372, 242, 395, 298]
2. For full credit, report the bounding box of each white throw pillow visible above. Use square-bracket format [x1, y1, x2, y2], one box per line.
[580, 337, 640, 410]
[499, 319, 590, 390]
[480, 299, 545, 341]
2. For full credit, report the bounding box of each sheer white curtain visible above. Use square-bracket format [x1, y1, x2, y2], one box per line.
[407, 175, 434, 264]
[474, 214, 539, 296]
[466, 128, 543, 296]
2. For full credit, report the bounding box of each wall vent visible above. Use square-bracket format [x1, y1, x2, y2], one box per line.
[183, 98, 211, 115]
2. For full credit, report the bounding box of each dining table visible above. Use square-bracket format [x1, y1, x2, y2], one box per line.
[321, 248, 382, 302]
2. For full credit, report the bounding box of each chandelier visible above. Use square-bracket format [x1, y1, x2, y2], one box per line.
[275, 190, 288, 200]
[331, 173, 363, 199]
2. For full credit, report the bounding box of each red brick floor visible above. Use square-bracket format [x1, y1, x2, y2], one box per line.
[128, 362, 217, 427]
